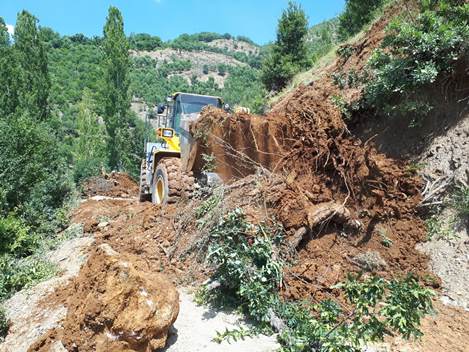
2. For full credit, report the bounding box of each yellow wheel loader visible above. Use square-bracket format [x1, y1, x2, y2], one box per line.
[139, 93, 225, 205]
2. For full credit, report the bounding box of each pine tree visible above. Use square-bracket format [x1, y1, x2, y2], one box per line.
[261, 1, 309, 91]
[14, 11, 50, 121]
[102, 6, 131, 170]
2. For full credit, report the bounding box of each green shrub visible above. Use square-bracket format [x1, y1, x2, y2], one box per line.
[0, 254, 56, 300]
[0, 216, 37, 257]
[363, 0, 469, 118]
[205, 209, 283, 322]
[277, 274, 433, 351]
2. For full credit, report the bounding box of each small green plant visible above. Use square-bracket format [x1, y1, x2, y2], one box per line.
[336, 45, 354, 59]
[0, 306, 8, 340]
[451, 186, 469, 219]
[195, 189, 223, 220]
[213, 327, 256, 344]
[0, 215, 38, 257]
[201, 153, 216, 173]
[425, 216, 455, 240]
[379, 231, 393, 248]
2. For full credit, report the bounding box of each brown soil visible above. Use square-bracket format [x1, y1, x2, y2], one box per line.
[81, 172, 139, 198]
[188, 3, 435, 302]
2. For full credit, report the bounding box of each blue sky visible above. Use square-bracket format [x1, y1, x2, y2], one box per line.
[0, 0, 345, 45]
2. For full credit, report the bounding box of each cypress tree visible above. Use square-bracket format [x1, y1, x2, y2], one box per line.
[0, 18, 9, 47]
[14, 11, 50, 121]
[0, 17, 20, 118]
[102, 6, 131, 170]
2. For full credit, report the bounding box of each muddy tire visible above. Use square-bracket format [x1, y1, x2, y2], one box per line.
[139, 159, 151, 202]
[151, 158, 194, 205]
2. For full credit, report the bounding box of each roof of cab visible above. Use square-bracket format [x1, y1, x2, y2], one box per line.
[171, 92, 223, 101]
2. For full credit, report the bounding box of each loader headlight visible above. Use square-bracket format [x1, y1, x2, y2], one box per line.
[162, 129, 174, 138]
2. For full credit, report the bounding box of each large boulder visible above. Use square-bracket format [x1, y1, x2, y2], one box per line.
[31, 244, 179, 351]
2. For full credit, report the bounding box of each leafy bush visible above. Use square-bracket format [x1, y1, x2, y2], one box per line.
[0, 254, 56, 300]
[362, 0, 469, 118]
[206, 209, 283, 322]
[0, 216, 37, 257]
[0, 116, 72, 231]
[128, 33, 163, 51]
[277, 274, 433, 351]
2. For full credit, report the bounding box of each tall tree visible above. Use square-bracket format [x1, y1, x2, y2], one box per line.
[0, 17, 9, 46]
[14, 11, 50, 121]
[0, 17, 20, 118]
[102, 6, 131, 170]
[72, 90, 108, 182]
[261, 1, 309, 91]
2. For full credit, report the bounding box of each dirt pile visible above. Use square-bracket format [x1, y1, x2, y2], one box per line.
[30, 244, 179, 352]
[81, 172, 138, 198]
[188, 4, 435, 302]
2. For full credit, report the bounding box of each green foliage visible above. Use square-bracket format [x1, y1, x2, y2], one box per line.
[425, 215, 453, 240]
[72, 90, 108, 182]
[278, 274, 433, 351]
[102, 6, 132, 170]
[362, 0, 469, 118]
[128, 33, 163, 51]
[0, 115, 72, 230]
[213, 327, 256, 344]
[199, 209, 434, 351]
[223, 66, 267, 113]
[0, 306, 8, 339]
[262, 1, 310, 91]
[14, 11, 51, 121]
[338, 0, 386, 40]
[0, 254, 56, 301]
[47, 40, 104, 108]
[0, 18, 9, 46]
[307, 18, 340, 63]
[0, 216, 37, 257]
[206, 209, 283, 322]
[451, 186, 469, 219]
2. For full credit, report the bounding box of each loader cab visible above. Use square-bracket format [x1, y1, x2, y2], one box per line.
[170, 93, 223, 136]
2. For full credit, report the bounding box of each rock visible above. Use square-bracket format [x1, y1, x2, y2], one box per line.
[49, 341, 67, 352]
[97, 221, 110, 229]
[353, 251, 387, 272]
[32, 245, 180, 351]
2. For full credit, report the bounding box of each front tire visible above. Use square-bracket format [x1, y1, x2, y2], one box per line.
[151, 158, 194, 205]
